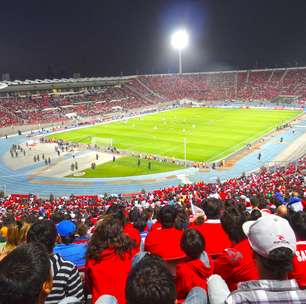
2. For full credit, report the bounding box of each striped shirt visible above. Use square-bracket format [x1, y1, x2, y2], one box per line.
[46, 253, 84, 304]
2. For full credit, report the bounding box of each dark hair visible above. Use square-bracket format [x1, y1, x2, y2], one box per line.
[289, 211, 306, 240]
[126, 254, 176, 304]
[221, 206, 248, 244]
[201, 198, 223, 219]
[133, 215, 147, 233]
[250, 209, 262, 221]
[77, 223, 88, 237]
[158, 205, 177, 228]
[181, 229, 205, 259]
[27, 220, 57, 253]
[86, 215, 135, 261]
[257, 247, 293, 278]
[106, 204, 127, 226]
[129, 208, 141, 223]
[174, 208, 189, 230]
[0, 242, 50, 304]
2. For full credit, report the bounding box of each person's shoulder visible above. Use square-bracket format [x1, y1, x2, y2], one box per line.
[51, 253, 78, 270]
[217, 248, 244, 266]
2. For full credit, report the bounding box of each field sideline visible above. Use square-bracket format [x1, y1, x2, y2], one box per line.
[50, 108, 302, 162]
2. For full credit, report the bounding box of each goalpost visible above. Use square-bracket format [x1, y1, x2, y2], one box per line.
[91, 137, 113, 149]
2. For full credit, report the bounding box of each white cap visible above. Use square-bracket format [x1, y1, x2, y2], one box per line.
[242, 214, 296, 258]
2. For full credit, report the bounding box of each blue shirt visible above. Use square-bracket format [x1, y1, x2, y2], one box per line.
[54, 243, 87, 268]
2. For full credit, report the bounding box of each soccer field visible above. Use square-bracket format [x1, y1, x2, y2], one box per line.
[51, 108, 301, 162]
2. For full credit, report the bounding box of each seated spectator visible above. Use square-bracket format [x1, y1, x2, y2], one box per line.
[107, 204, 141, 249]
[54, 220, 87, 268]
[190, 199, 231, 257]
[145, 205, 185, 260]
[176, 229, 213, 301]
[86, 215, 137, 304]
[27, 220, 84, 304]
[126, 253, 207, 304]
[289, 211, 306, 288]
[0, 242, 52, 304]
[209, 214, 306, 303]
[213, 206, 259, 290]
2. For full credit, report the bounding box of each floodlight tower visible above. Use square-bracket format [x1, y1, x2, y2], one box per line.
[171, 29, 189, 74]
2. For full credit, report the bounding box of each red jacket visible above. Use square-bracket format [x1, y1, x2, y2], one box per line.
[190, 219, 232, 257]
[289, 241, 306, 288]
[144, 226, 185, 260]
[124, 223, 141, 248]
[176, 255, 214, 300]
[213, 239, 259, 291]
[86, 248, 135, 304]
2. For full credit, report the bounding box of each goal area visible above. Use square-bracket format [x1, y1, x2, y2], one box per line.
[91, 137, 113, 149]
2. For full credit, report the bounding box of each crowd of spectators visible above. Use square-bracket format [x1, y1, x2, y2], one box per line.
[0, 67, 305, 128]
[0, 155, 305, 303]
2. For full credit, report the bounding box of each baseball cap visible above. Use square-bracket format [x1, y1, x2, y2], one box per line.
[56, 220, 76, 237]
[242, 214, 296, 258]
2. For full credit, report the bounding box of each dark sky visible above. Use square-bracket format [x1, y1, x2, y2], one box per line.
[0, 0, 306, 80]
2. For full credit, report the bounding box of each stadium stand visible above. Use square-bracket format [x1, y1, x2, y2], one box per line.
[0, 156, 305, 303]
[0, 67, 305, 128]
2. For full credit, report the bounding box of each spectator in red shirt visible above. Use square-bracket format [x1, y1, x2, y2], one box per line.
[288, 211, 306, 288]
[214, 205, 259, 290]
[107, 204, 141, 249]
[176, 229, 214, 301]
[86, 215, 137, 304]
[190, 199, 231, 257]
[144, 205, 185, 261]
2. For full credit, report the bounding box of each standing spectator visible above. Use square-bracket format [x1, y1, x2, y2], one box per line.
[27, 220, 84, 304]
[190, 199, 231, 257]
[145, 205, 185, 261]
[213, 206, 259, 290]
[209, 215, 306, 304]
[86, 215, 137, 304]
[54, 220, 87, 268]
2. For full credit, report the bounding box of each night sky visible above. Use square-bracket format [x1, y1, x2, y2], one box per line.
[0, 0, 306, 80]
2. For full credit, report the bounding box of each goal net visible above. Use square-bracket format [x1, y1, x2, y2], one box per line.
[91, 137, 113, 149]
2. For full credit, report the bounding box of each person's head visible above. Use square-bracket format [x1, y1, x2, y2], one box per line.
[181, 229, 205, 259]
[76, 223, 88, 238]
[158, 205, 177, 228]
[289, 211, 306, 241]
[129, 208, 141, 223]
[201, 198, 223, 219]
[133, 214, 147, 233]
[221, 206, 248, 244]
[56, 220, 76, 245]
[86, 215, 135, 261]
[106, 204, 127, 227]
[243, 215, 296, 280]
[0, 242, 52, 304]
[276, 205, 288, 218]
[126, 254, 176, 304]
[27, 220, 57, 253]
[250, 209, 262, 221]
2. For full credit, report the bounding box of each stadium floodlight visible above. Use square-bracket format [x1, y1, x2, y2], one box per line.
[171, 29, 189, 74]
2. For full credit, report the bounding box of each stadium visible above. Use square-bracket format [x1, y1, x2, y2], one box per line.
[0, 1, 306, 304]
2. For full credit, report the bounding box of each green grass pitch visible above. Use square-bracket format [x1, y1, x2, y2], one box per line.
[70, 156, 184, 178]
[51, 108, 301, 162]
